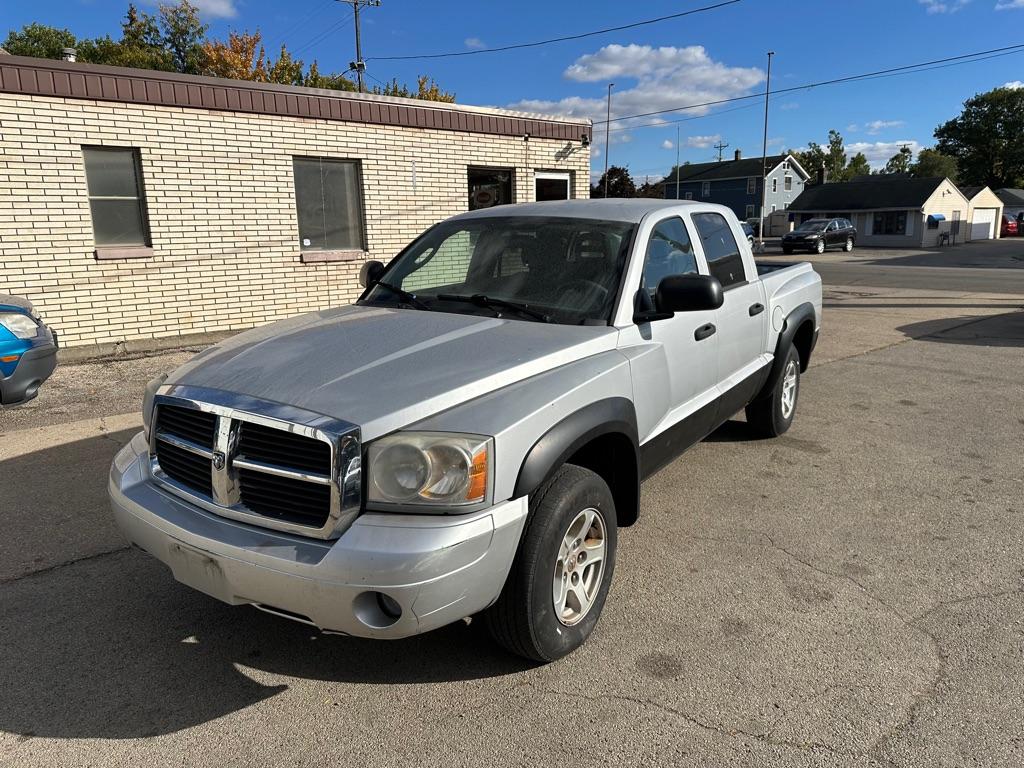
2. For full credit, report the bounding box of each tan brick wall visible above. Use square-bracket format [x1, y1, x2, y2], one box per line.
[0, 94, 590, 348]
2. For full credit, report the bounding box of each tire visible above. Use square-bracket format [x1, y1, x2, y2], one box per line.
[746, 345, 801, 438]
[814, 238, 825, 254]
[844, 237, 854, 252]
[485, 464, 617, 662]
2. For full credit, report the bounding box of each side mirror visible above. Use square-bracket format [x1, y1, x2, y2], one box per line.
[656, 274, 724, 313]
[359, 260, 385, 288]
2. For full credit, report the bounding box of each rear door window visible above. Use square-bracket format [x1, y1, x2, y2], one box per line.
[691, 212, 747, 289]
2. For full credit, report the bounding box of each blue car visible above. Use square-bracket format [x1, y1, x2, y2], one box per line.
[0, 293, 58, 406]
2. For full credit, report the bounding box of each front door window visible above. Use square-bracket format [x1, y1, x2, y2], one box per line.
[535, 172, 571, 201]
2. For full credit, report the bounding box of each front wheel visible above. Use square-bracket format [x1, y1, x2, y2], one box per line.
[485, 464, 617, 662]
[746, 345, 801, 438]
[844, 237, 854, 252]
[814, 238, 826, 254]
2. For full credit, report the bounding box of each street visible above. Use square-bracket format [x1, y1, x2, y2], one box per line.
[1, 254, 1023, 767]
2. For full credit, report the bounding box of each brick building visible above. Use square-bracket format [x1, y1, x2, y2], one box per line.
[0, 55, 591, 352]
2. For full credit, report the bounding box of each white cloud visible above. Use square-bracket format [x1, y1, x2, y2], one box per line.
[996, 0, 1024, 9]
[464, 37, 486, 49]
[778, 102, 799, 111]
[847, 123, 859, 132]
[686, 134, 722, 149]
[191, 0, 238, 17]
[847, 140, 924, 169]
[507, 44, 763, 160]
[919, 0, 970, 12]
[145, 0, 237, 17]
[767, 136, 785, 147]
[866, 119, 905, 134]
[1003, 80, 1024, 88]
[662, 139, 674, 150]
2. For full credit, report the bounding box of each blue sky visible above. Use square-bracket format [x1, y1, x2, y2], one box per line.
[5, 0, 1024, 180]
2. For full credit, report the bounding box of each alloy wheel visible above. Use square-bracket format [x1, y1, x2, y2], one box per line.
[552, 507, 607, 626]
[780, 360, 798, 418]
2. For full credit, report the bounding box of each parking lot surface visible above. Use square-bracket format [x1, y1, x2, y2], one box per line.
[2, 273, 1022, 766]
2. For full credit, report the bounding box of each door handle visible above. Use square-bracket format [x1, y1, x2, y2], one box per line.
[749, 302, 765, 316]
[694, 323, 716, 341]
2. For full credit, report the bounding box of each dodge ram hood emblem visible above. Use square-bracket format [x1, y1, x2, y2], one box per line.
[212, 451, 226, 471]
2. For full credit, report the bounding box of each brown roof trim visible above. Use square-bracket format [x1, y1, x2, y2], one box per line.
[0, 55, 590, 142]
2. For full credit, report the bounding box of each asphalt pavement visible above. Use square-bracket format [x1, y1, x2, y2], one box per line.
[1, 276, 1022, 767]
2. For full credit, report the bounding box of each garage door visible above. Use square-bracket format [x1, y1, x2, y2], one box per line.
[971, 208, 997, 240]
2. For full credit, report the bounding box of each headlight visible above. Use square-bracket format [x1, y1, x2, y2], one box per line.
[367, 432, 491, 508]
[142, 373, 169, 441]
[0, 313, 39, 340]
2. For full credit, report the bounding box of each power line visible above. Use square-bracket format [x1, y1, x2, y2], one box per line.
[292, 11, 354, 57]
[596, 42, 1024, 125]
[276, 0, 337, 47]
[367, 0, 742, 61]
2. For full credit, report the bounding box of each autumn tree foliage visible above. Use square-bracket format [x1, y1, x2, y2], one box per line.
[3, 1, 454, 102]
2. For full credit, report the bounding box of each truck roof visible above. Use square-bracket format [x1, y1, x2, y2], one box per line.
[450, 198, 710, 224]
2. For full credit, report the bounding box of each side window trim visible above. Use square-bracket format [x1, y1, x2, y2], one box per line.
[687, 210, 750, 289]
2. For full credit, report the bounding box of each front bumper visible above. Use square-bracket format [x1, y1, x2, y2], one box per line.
[109, 432, 529, 638]
[0, 342, 57, 406]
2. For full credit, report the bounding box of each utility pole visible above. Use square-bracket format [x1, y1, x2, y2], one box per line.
[339, 0, 381, 93]
[675, 124, 681, 201]
[603, 82, 614, 197]
[758, 51, 774, 250]
[714, 139, 729, 162]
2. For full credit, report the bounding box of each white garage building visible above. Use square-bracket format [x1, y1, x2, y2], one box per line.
[958, 186, 1004, 240]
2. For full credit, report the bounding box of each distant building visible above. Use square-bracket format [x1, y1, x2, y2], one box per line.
[995, 188, 1024, 219]
[957, 186, 1004, 240]
[788, 175, 977, 247]
[661, 151, 809, 220]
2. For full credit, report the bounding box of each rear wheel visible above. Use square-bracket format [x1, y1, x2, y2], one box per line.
[746, 345, 801, 438]
[485, 464, 617, 662]
[844, 237, 854, 252]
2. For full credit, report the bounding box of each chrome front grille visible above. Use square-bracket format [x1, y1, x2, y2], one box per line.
[149, 387, 361, 539]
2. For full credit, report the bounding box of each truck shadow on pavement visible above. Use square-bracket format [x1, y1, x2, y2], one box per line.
[0, 434, 533, 741]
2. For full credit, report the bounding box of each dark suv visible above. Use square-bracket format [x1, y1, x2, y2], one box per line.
[783, 217, 857, 255]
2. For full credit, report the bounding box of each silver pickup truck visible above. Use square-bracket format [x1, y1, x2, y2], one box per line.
[109, 199, 821, 661]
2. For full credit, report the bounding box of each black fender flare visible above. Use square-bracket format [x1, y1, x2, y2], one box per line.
[754, 301, 816, 402]
[513, 397, 640, 519]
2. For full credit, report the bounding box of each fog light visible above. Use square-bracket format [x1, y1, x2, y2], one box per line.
[377, 592, 402, 620]
[353, 590, 403, 628]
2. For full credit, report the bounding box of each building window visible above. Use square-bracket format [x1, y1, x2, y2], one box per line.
[745, 204, 755, 218]
[782, 160, 790, 170]
[535, 171, 571, 201]
[784, 175, 792, 191]
[701, 181, 711, 198]
[293, 157, 365, 254]
[83, 146, 150, 249]
[771, 204, 777, 213]
[684, 191, 693, 200]
[772, 178, 778, 193]
[469, 167, 514, 209]
[747, 177, 757, 195]
[873, 211, 907, 235]
[783, 202, 789, 210]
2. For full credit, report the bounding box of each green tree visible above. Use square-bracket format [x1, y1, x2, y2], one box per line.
[792, 143, 826, 183]
[2, 22, 77, 59]
[159, 0, 208, 74]
[266, 44, 304, 85]
[881, 145, 913, 175]
[910, 148, 958, 181]
[935, 86, 1024, 188]
[845, 152, 871, 179]
[825, 130, 848, 182]
[937, 85, 1024, 188]
[591, 166, 636, 198]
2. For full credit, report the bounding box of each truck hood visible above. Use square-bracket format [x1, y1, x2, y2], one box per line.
[166, 305, 619, 439]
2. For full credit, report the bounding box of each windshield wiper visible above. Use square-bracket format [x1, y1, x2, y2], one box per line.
[372, 281, 432, 311]
[436, 293, 552, 323]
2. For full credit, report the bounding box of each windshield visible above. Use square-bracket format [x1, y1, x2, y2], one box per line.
[795, 219, 829, 232]
[361, 216, 636, 325]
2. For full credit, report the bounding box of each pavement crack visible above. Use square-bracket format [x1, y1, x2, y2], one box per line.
[524, 684, 852, 757]
[0, 546, 131, 585]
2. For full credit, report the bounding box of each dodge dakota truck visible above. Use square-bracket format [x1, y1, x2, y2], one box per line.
[109, 199, 822, 662]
